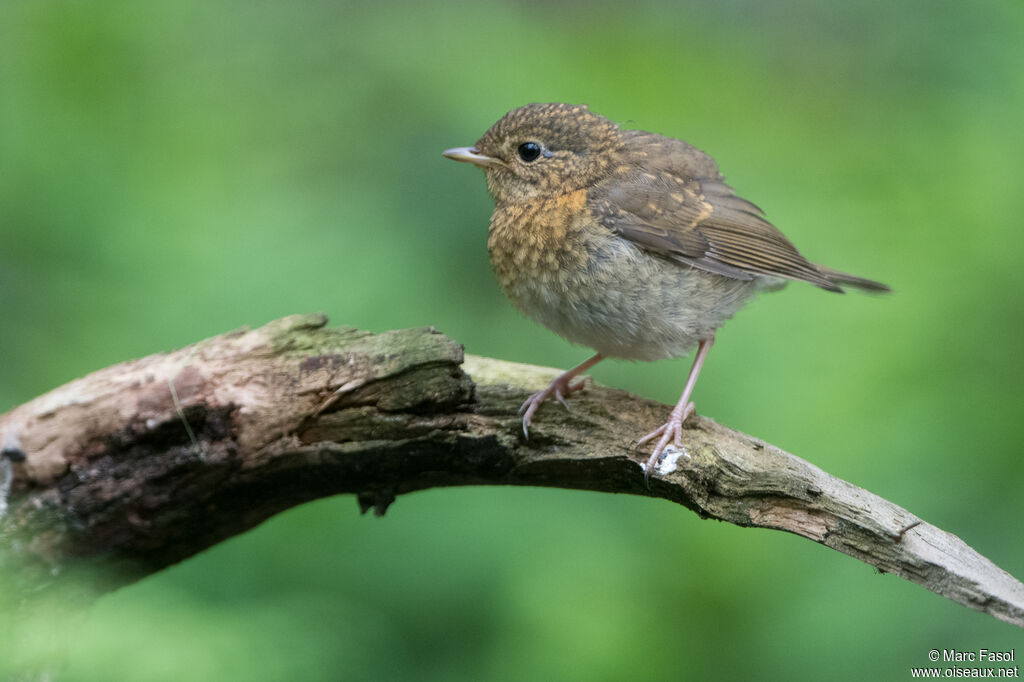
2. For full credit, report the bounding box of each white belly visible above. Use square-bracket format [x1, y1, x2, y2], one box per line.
[501, 234, 764, 361]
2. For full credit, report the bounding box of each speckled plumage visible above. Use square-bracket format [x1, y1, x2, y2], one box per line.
[444, 103, 888, 473]
[487, 188, 759, 361]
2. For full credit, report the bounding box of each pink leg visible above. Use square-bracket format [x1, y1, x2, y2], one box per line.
[637, 337, 715, 479]
[519, 354, 604, 437]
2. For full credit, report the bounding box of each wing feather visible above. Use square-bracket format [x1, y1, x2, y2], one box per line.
[592, 139, 842, 291]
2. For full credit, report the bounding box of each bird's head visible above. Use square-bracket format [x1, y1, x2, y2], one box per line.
[444, 103, 623, 203]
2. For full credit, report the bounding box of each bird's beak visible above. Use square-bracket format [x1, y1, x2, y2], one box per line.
[443, 147, 503, 169]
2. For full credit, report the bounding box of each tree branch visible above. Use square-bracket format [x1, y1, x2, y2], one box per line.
[1, 314, 1021, 628]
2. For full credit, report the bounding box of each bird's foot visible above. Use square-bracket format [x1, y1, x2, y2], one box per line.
[518, 374, 587, 437]
[637, 402, 695, 482]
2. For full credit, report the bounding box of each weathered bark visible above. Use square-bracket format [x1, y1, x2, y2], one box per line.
[1, 314, 1021, 627]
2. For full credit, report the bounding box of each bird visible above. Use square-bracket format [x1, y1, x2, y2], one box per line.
[443, 103, 889, 478]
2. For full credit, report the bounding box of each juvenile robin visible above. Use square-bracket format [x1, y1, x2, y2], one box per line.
[444, 103, 888, 477]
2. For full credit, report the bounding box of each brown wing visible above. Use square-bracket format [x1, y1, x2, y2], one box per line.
[591, 163, 843, 292]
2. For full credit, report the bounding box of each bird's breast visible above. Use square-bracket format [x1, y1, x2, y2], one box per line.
[487, 190, 591, 290]
[486, 190, 759, 360]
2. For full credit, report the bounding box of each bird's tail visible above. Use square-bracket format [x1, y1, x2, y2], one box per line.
[817, 265, 891, 294]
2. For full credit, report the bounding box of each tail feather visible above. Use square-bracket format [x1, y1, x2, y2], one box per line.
[817, 265, 891, 294]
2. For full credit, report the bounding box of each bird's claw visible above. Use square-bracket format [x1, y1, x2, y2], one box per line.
[554, 388, 570, 410]
[638, 402, 695, 483]
[519, 377, 586, 438]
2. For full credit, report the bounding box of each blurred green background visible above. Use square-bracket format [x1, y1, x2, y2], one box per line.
[2, 0, 1022, 679]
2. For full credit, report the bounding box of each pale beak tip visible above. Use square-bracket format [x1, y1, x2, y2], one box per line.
[443, 146, 499, 168]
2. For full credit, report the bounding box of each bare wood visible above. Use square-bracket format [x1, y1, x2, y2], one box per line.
[0, 314, 1021, 627]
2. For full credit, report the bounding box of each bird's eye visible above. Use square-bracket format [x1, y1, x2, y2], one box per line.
[517, 142, 542, 162]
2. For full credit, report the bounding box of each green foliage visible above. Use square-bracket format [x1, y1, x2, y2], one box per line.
[2, 0, 1022, 679]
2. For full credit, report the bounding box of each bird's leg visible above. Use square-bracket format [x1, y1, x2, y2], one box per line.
[637, 336, 715, 479]
[519, 353, 604, 437]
